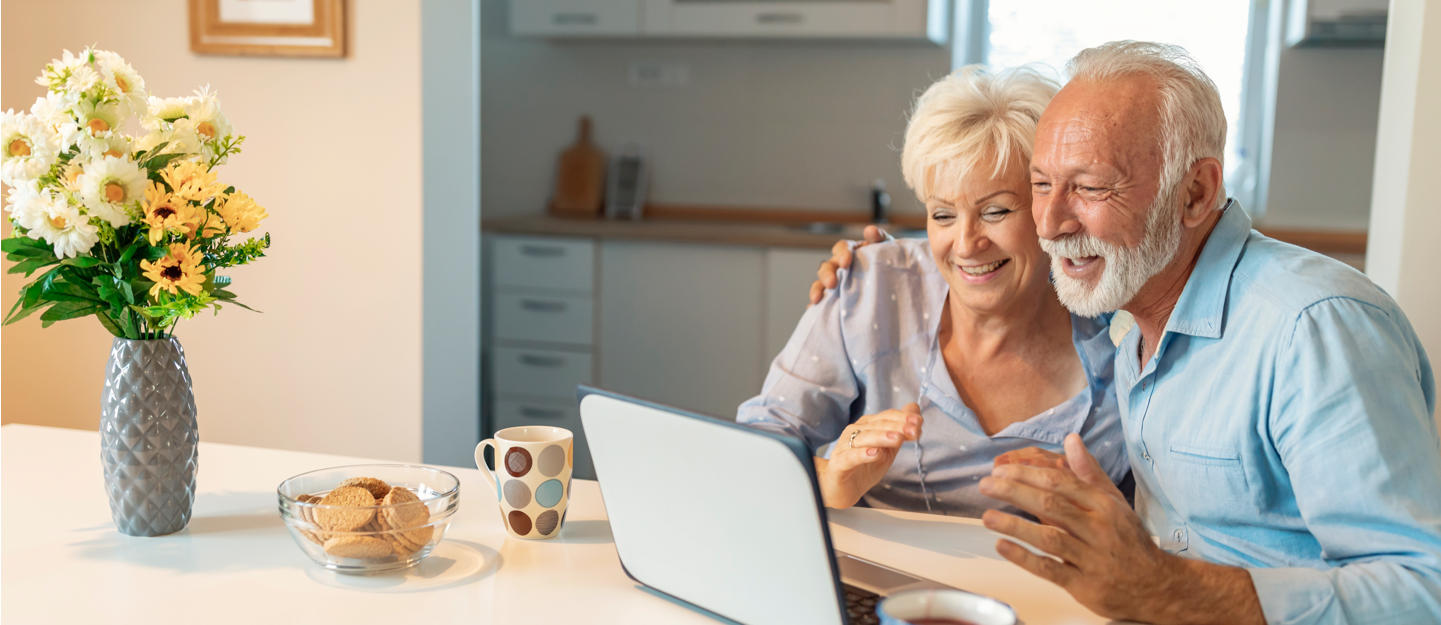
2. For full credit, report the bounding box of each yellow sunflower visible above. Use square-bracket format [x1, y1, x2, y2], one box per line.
[141, 181, 203, 244]
[159, 160, 226, 204]
[140, 244, 206, 297]
[214, 191, 268, 234]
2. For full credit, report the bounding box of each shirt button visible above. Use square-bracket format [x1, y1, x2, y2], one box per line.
[1173, 529, 1184, 541]
[1143, 452, 1152, 462]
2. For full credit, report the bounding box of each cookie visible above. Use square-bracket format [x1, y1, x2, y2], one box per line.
[314, 486, 376, 531]
[323, 535, 392, 559]
[294, 494, 326, 545]
[337, 477, 392, 499]
[381, 487, 434, 550]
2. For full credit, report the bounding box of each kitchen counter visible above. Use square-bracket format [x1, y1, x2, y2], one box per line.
[1, 424, 1109, 624]
[482, 215, 922, 250]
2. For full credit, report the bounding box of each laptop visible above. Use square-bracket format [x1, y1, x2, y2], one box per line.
[577, 386, 959, 625]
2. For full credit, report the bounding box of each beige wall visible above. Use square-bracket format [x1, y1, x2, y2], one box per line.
[0, 0, 426, 461]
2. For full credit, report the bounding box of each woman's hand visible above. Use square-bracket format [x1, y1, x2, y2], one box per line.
[816, 403, 922, 509]
[809, 225, 890, 305]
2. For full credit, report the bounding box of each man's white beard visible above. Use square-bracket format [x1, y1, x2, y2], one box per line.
[1040, 189, 1185, 318]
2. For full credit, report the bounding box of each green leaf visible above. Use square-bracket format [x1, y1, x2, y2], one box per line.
[39, 301, 102, 327]
[117, 240, 145, 264]
[94, 311, 125, 338]
[61, 256, 103, 268]
[45, 280, 103, 302]
[143, 151, 187, 173]
[146, 246, 167, 261]
[8, 257, 60, 276]
[213, 275, 232, 287]
[4, 245, 56, 260]
[4, 301, 51, 326]
[1, 237, 46, 254]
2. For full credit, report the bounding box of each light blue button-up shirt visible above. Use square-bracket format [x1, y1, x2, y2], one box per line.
[737, 238, 1129, 518]
[1121, 201, 1441, 624]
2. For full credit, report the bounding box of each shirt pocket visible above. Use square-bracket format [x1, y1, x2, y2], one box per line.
[1163, 443, 1255, 525]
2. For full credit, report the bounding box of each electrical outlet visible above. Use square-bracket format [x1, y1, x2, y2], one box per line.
[628, 61, 689, 89]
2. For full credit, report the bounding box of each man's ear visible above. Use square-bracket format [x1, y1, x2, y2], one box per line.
[1180, 157, 1224, 228]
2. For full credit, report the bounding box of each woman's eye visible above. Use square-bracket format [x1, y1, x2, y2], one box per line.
[930, 212, 955, 222]
[982, 209, 1011, 221]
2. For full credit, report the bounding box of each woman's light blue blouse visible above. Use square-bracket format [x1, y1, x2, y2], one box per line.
[737, 238, 1128, 517]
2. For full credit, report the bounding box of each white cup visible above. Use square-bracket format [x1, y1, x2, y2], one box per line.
[475, 425, 574, 540]
[877, 589, 1017, 625]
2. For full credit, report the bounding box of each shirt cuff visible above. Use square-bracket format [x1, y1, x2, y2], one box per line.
[1247, 566, 1336, 625]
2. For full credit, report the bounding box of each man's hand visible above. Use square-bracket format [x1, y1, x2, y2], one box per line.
[979, 434, 1264, 624]
[995, 446, 1068, 470]
[808, 225, 889, 306]
[815, 403, 921, 509]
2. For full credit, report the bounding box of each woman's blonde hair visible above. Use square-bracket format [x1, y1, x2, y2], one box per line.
[901, 65, 1059, 202]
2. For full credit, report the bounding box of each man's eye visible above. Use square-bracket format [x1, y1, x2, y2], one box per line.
[1033, 182, 1052, 192]
[1080, 186, 1106, 193]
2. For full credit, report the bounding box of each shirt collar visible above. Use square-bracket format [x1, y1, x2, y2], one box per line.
[1164, 199, 1250, 340]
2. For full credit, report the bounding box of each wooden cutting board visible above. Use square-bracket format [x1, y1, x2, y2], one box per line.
[549, 116, 606, 218]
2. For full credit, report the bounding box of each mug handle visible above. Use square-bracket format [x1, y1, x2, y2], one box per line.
[475, 438, 499, 499]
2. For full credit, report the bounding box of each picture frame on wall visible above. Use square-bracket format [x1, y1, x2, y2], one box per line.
[189, 0, 346, 58]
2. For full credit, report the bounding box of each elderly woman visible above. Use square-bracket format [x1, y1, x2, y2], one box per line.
[737, 66, 1128, 516]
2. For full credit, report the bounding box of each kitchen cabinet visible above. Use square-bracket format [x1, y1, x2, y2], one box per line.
[510, 0, 641, 37]
[509, 0, 946, 42]
[487, 235, 598, 479]
[643, 0, 945, 41]
[764, 248, 832, 364]
[599, 241, 766, 420]
[485, 233, 834, 473]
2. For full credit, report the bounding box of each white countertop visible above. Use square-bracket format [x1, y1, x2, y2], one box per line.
[0, 424, 1107, 624]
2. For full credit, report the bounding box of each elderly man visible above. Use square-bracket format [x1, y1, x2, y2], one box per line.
[816, 42, 1441, 624]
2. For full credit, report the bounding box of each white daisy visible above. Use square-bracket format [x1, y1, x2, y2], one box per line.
[143, 96, 187, 130]
[31, 196, 99, 259]
[165, 119, 205, 155]
[76, 155, 145, 227]
[93, 50, 147, 115]
[1, 110, 59, 186]
[66, 64, 101, 94]
[35, 49, 88, 90]
[73, 100, 122, 136]
[30, 91, 78, 128]
[183, 86, 232, 142]
[75, 131, 132, 160]
[5, 180, 49, 232]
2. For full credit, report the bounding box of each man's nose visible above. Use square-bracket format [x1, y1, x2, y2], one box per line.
[1034, 189, 1083, 241]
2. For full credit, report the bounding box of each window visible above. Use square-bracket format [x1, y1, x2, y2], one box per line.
[961, 0, 1266, 214]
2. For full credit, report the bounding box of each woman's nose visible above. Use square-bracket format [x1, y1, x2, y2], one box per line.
[956, 220, 991, 258]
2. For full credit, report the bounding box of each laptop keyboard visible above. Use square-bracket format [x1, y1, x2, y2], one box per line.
[843, 584, 881, 625]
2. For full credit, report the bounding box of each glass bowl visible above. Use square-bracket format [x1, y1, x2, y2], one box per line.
[277, 464, 460, 574]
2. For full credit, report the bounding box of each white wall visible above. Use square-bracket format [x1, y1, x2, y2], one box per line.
[479, 0, 950, 219]
[1366, 0, 1441, 373]
[0, 0, 426, 461]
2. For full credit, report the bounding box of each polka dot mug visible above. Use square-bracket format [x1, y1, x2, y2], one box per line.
[475, 426, 574, 540]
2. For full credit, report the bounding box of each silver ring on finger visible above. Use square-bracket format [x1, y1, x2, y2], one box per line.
[849, 428, 860, 449]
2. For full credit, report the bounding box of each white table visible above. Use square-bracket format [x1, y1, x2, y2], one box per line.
[1, 425, 1107, 624]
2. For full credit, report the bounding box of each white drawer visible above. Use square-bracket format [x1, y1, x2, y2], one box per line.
[493, 347, 592, 398]
[493, 398, 594, 479]
[493, 236, 594, 292]
[494, 292, 593, 345]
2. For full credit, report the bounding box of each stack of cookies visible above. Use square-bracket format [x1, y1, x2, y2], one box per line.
[293, 476, 436, 560]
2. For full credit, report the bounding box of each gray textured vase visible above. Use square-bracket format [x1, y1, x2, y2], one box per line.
[100, 337, 199, 537]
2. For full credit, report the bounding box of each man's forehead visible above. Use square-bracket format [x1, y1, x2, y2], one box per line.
[1033, 75, 1162, 167]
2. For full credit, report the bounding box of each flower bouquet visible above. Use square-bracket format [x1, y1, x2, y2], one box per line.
[1, 47, 270, 536]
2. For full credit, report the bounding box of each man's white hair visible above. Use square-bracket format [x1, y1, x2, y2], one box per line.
[901, 65, 1059, 201]
[1066, 41, 1228, 210]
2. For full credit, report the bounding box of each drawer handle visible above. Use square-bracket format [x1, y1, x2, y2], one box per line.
[552, 12, 598, 25]
[520, 299, 567, 313]
[519, 354, 566, 368]
[756, 12, 803, 24]
[520, 244, 567, 258]
[519, 406, 566, 420]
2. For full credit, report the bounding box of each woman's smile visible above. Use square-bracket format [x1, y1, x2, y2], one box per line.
[956, 258, 1010, 283]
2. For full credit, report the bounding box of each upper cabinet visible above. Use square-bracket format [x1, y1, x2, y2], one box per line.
[511, 0, 642, 37]
[511, 0, 948, 43]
